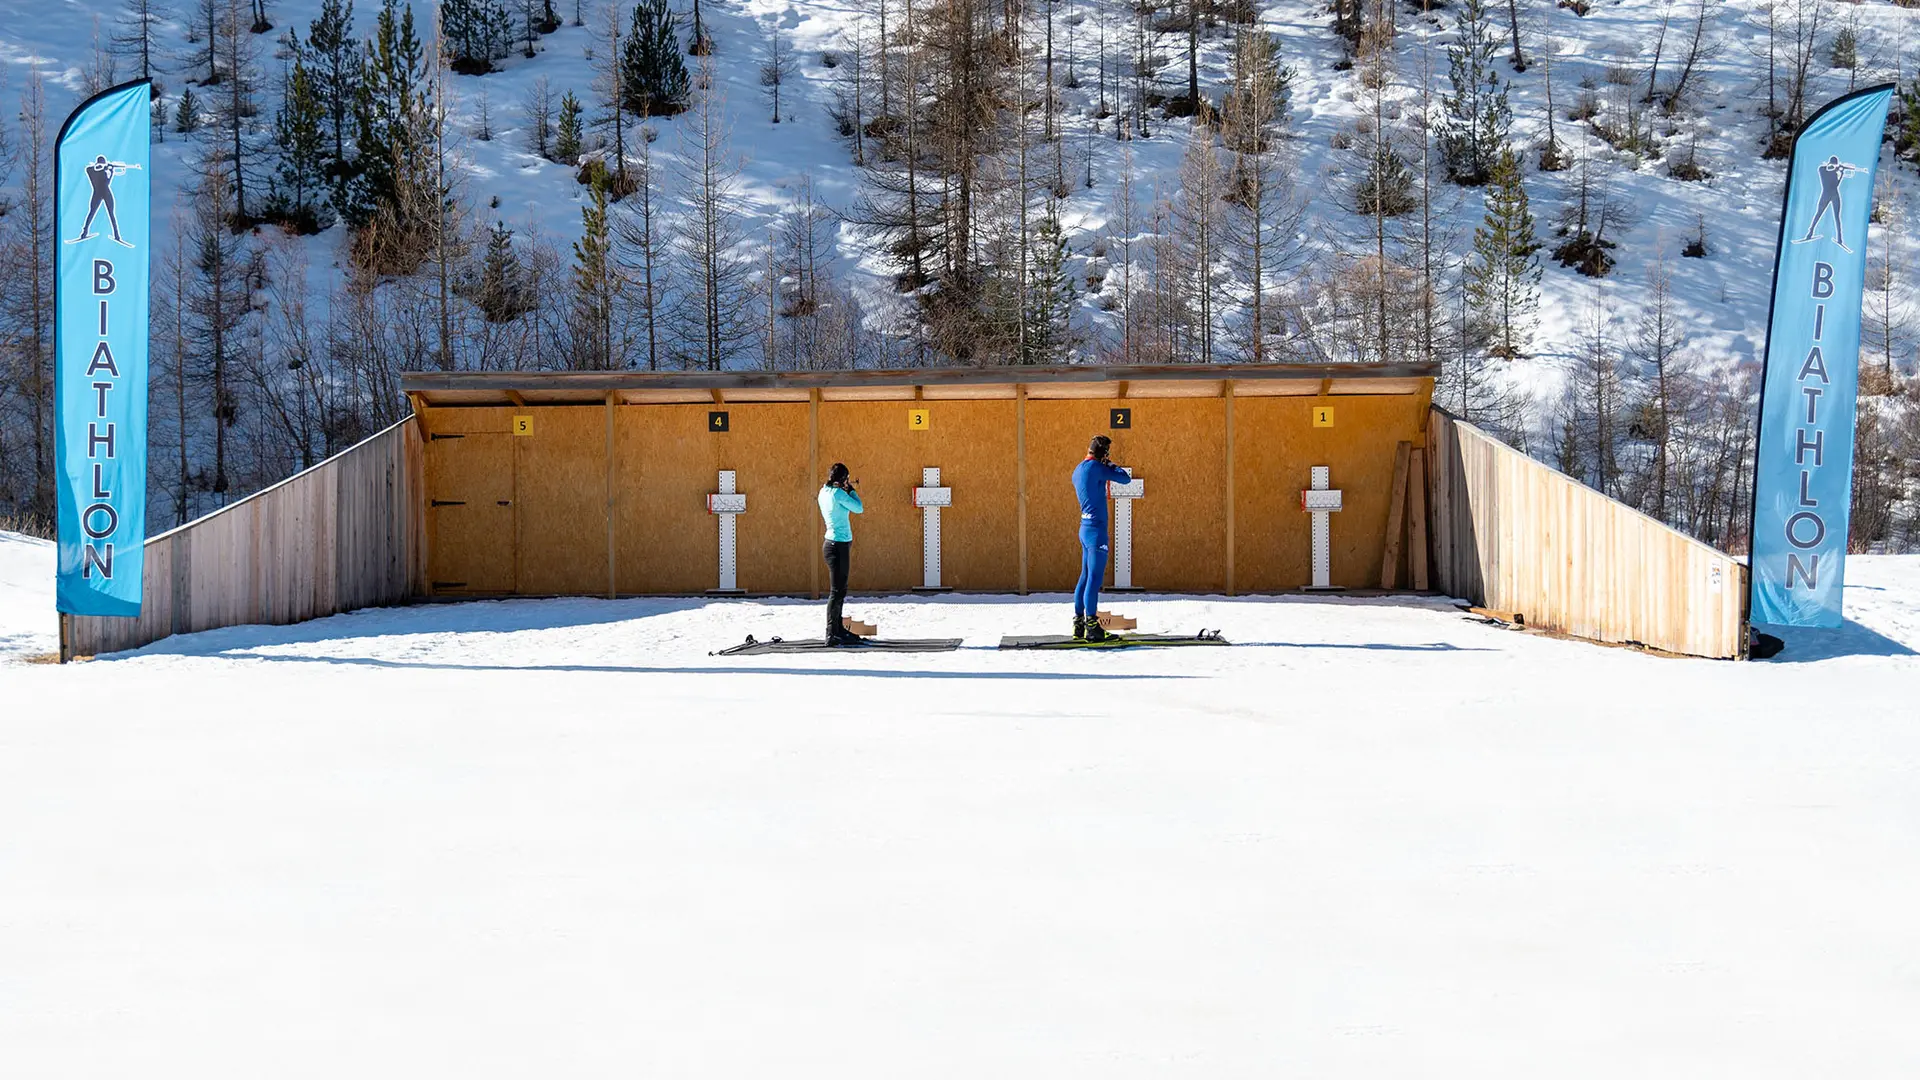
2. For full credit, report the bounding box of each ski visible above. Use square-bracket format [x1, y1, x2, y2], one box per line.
[712, 635, 964, 656]
[997, 631, 1230, 650]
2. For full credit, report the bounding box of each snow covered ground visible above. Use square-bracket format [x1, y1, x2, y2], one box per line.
[3, 531, 1919, 1075]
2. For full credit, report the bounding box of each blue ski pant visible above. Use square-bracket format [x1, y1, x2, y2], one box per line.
[1074, 523, 1109, 618]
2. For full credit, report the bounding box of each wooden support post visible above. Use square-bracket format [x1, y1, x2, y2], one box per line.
[58, 613, 71, 664]
[809, 389, 821, 600]
[605, 392, 617, 599]
[1224, 380, 1236, 596]
[1016, 385, 1029, 595]
[1408, 446, 1430, 591]
[1379, 440, 1411, 589]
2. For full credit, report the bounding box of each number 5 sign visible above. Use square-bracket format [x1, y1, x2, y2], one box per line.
[512, 414, 534, 436]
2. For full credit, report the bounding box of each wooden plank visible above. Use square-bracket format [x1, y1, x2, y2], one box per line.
[1379, 440, 1411, 589]
[1223, 380, 1236, 596]
[605, 395, 617, 599]
[1016, 385, 1028, 595]
[810, 389, 821, 600]
[1408, 446, 1430, 591]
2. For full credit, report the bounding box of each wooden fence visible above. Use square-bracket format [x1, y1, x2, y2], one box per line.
[1426, 408, 1747, 659]
[63, 418, 426, 659]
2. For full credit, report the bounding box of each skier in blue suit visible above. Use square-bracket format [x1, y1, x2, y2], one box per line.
[1071, 435, 1132, 641]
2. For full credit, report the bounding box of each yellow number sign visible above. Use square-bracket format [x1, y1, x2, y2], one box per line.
[908, 408, 930, 431]
[1312, 406, 1335, 428]
[513, 414, 534, 436]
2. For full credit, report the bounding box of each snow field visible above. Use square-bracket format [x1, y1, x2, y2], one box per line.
[3, 533, 1920, 1074]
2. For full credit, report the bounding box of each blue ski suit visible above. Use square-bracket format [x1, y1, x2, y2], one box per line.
[1072, 456, 1132, 618]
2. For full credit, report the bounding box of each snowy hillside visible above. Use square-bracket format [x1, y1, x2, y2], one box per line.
[4, 532, 1920, 1072]
[1, 0, 1917, 536]
[2, 0, 1915, 370]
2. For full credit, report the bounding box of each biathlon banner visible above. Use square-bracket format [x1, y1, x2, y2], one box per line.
[1749, 84, 1896, 629]
[54, 80, 152, 617]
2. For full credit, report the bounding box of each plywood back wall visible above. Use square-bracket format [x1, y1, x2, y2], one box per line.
[818, 399, 1021, 592]
[418, 387, 1429, 598]
[1232, 393, 1434, 591]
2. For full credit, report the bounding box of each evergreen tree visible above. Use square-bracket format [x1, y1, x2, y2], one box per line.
[555, 89, 583, 161]
[687, 0, 711, 56]
[621, 0, 690, 116]
[442, 0, 514, 74]
[1354, 136, 1417, 217]
[343, 0, 428, 228]
[1466, 144, 1541, 359]
[268, 43, 331, 233]
[176, 85, 202, 132]
[306, 0, 360, 172]
[476, 221, 530, 321]
[1023, 198, 1076, 364]
[571, 176, 620, 368]
[1221, 29, 1292, 154]
[1439, 0, 1512, 186]
[1898, 76, 1920, 166]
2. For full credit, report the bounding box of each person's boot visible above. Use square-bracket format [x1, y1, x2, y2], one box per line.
[1072, 615, 1087, 640]
[1084, 617, 1110, 643]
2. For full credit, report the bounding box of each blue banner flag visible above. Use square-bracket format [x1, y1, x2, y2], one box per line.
[1748, 85, 1896, 629]
[55, 80, 152, 617]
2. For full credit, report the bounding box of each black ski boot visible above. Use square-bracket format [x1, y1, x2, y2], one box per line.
[1084, 618, 1110, 643]
[1072, 615, 1087, 640]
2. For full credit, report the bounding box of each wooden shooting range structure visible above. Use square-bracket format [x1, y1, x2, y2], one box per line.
[60, 362, 1750, 660]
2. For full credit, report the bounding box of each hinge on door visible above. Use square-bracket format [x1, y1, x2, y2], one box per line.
[429, 433, 467, 441]
[432, 582, 468, 589]
[497, 500, 511, 506]
[430, 499, 466, 507]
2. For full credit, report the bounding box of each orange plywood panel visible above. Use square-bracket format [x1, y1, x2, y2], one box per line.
[816, 398, 1021, 591]
[613, 402, 814, 594]
[1230, 394, 1431, 590]
[1023, 398, 1228, 594]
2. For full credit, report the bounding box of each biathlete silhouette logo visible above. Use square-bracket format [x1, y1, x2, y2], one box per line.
[1790, 154, 1866, 254]
[65, 154, 142, 249]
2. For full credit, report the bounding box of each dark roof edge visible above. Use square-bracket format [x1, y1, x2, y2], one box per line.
[401, 362, 1440, 392]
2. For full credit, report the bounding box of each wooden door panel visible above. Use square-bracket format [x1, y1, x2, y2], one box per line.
[426, 433, 515, 593]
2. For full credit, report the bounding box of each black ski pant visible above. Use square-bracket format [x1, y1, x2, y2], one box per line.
[823, 539, 851, 636]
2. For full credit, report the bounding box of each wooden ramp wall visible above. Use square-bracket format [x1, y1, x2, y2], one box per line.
[63, 418, 426, 658]
[1426, 408, 1746, 659]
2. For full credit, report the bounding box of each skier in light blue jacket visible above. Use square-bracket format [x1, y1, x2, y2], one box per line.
[819, 463, 864, 644]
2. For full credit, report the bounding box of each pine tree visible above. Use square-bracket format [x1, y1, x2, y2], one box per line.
[344, 0, 428, 228]
[1466, 144, 1540, 359]
[1023, 198, 1076, 364]
[306, 0, 360, 174]
[176, 85, 203, 132]
[1354, 135, 1417, 217]
[621, 0, 690, 116]
[1439, 0, 1511, 186]
[572, 178, 620, 367]
[268, 42, 331, 233]
[476, 221, 530, 321]
[1221, 28, 1292, 153]
[442, 0, 514, 74]
[555, 89, 583, 161]
[687, 0, 712, 56]
[1898, 76, 1920, 165]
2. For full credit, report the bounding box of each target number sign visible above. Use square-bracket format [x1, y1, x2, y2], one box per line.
[908, 408, 930, 431]
[512, 415, 533, 436]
